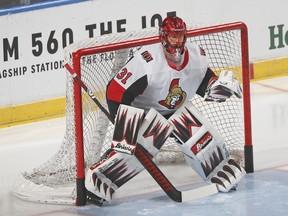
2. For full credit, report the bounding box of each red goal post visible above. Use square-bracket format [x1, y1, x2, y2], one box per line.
[14, 21, 253, 206]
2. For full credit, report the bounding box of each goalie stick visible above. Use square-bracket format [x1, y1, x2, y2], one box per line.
[65, 63, 218, 203]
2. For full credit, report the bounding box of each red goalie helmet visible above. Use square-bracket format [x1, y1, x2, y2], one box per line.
[159, 16, 187, 68]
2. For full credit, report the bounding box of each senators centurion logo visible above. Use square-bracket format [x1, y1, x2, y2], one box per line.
[158, 78, 186, 109]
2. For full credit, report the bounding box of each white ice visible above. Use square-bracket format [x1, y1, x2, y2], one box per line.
[0, 76, 288, 216]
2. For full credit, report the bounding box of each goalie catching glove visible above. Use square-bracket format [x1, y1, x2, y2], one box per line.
[204, 70, 242, 102]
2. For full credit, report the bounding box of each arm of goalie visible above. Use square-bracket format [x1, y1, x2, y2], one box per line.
[169, 102, 246, 192]
[204, 70, 242, 102]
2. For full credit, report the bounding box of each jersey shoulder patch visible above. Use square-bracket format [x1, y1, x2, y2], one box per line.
[141, 50, 153, 63]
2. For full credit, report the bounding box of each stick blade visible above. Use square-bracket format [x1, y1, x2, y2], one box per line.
[181, 184, 218, 202]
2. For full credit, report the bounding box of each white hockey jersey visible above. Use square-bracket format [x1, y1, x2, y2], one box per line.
[107, 43, 216, 118]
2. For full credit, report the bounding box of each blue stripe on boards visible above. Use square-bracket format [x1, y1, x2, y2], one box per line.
[0, 0, 87, 16]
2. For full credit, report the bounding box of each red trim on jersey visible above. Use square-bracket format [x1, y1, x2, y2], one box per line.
[107, 79, 125, 102]
[167, 49, 189, 71]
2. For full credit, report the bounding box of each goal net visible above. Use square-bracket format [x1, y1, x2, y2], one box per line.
[14, 22, 253, 205]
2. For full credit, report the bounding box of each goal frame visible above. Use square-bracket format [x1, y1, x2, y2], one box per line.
[70, 21, 254, 206]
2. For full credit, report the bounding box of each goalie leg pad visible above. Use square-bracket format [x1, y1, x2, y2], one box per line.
[85, 149, 143, 202]
[86, 105, 145, 202]
[85, 105, 173, 202]
[168, 101, 245, 192]
[137, 108, 174, 157]
[209, 158, 246, 192]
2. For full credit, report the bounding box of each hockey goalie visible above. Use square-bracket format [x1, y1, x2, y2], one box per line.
[84, 16, 246, 205]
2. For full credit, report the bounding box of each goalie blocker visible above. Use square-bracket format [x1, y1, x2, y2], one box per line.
[168, 101, 246, 192]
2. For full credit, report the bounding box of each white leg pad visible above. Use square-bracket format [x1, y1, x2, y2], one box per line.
[85, 105, 173, 202]
[169, 101, 246, 192]
[85, 150, 143, 202]
[208, 158, 246, 192]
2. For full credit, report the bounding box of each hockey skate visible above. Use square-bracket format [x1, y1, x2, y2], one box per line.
[86, 189, 106, 206]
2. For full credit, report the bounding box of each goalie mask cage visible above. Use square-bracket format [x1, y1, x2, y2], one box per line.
[14, 22, 253, 206]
